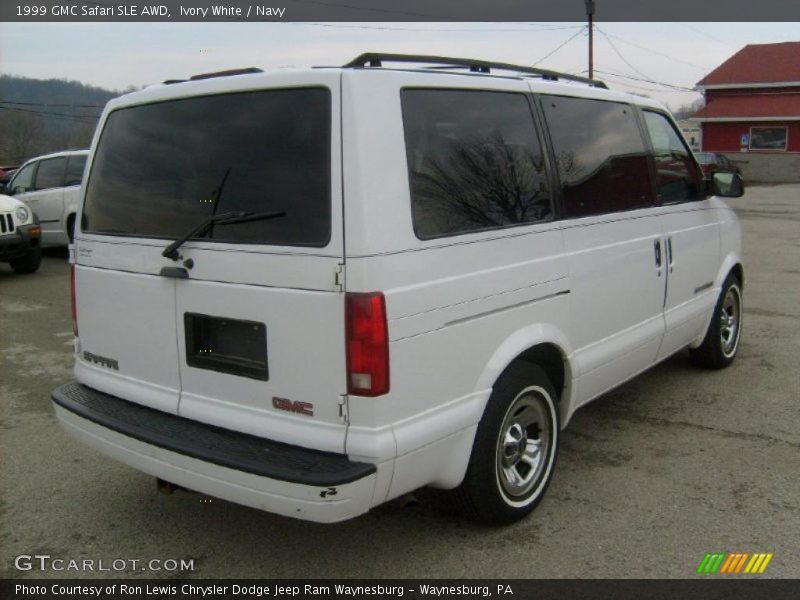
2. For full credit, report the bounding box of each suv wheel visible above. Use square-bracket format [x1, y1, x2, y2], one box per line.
[10, 247, 42, 274]
[690, 273, 742, 369]
[454, 361, 559, 525]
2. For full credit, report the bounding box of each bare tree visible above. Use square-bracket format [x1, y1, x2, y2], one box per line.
[1, 112, 44, 163]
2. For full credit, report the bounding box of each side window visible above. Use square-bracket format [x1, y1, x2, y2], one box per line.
[64, 155, 87, 186]
[541, 95, 655, 218]
[402, 89, 552, 239]
[10, 162, 36, 194]
[34, 157, 67, 190]
[643, 111, 703, 204]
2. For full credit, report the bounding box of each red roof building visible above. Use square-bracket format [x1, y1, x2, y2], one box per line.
[692, 42, 800, 182]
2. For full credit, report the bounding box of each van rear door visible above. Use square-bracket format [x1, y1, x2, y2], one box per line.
[78, 73, 347, 452]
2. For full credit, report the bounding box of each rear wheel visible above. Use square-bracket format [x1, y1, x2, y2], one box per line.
[10, 248, 42, 274]
[454, 362, 559, 525]
[690, 273, 742, 369]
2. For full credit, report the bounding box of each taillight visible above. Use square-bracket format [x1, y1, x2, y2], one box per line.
[346, 292, 389, 396]
[70, 264, 78, 336]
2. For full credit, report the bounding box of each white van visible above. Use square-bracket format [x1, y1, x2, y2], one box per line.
[4, 149, 89, 246]
[52, 55, 744, 524]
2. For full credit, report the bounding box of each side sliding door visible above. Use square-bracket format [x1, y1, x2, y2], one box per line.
[539, 94, 666, 409]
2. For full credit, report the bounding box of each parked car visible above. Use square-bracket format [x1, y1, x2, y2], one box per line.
[52, 55, 745, 525]
[4, 150, 89, 246]
[0, 165, 19, 182]
[0, 193, 42, 273]
[696, 152, 743, 179]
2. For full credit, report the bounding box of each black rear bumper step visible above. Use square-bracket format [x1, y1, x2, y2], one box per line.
[52, 382, 375, 486]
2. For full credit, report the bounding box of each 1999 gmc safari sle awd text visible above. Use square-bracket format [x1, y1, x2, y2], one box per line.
[52, 55, 745, 524]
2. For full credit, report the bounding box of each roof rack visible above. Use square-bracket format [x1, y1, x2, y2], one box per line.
[343, 53, 607, 89]
[163, 67, 263, 85]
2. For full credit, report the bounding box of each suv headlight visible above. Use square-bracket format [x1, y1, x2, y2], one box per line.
[15, 206, 30, 223]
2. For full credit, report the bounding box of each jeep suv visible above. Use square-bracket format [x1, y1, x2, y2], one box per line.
[52, 55, 745, 524]
[0, 193, 42, 273]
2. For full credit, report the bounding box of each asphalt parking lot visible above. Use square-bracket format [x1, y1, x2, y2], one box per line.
[1, 185, 798, 579]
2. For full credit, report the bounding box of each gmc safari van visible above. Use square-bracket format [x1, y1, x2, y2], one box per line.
[52, 55, 745, 524]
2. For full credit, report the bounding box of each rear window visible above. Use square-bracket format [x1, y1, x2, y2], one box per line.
[83, 88, 331, 247]
[65, 154, 87, 186]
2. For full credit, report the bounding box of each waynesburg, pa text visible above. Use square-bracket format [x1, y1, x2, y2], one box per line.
[14, 584, 515, 598]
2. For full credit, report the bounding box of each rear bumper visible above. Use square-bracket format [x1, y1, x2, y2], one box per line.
[52, 382, 378, 523]
[0, 224, 40, 260]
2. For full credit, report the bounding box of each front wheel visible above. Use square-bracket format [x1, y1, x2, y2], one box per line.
[9, 248, 42, 274]
[690, 273, 742, 369]
[454, 362, 559, 525]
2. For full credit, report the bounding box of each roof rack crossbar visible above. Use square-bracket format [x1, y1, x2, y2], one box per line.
[343, 53, 607, 89]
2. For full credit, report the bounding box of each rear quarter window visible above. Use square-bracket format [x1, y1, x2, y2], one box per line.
[401, 89, 552, 239]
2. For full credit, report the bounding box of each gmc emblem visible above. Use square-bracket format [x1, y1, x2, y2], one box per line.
[272, 396, 314, 417]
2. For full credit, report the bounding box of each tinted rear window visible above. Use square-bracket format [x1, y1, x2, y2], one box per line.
[65, 154, 87, 186]
[83, 88, 331, 247]
[541, 95, 655, 218]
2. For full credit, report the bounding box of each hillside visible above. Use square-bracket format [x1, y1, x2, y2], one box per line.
[0, 75, 123, 164]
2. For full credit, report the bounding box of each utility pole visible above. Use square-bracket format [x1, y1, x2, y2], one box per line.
[585, 0, 595, 79]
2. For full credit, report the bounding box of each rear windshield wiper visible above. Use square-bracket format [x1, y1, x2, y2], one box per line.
[161, 210, 287, 260]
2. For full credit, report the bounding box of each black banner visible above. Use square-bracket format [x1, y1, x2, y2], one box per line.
[2, 0, 800, 22]
[3, 580, 800, 600]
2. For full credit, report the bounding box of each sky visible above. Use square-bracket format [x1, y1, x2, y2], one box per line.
[0, 22, 798, 110]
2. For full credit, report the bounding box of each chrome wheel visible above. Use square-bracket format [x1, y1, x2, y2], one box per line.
[496, 388, 552, 500]
[720, 285, 741, 357]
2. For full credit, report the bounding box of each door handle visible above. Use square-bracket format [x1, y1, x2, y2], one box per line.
[667, 237, 674, 273]
[654, 239, 662, 268]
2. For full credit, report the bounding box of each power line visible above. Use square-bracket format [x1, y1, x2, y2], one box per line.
[284, 22, 584, 33]
[596, 28, 709, 71]
[597, 29, 652, 81]
[533, 26, 587, 67]
[595, 71, 696, 94]
[0, 105, 99, 124]
[0, 100, 104, 109]
[593, 68, 697, 92]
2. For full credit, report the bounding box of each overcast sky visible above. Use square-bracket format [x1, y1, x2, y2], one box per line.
[1, 22, 798, 110]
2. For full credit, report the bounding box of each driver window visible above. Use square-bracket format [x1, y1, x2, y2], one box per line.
[643, 111, 703, 204]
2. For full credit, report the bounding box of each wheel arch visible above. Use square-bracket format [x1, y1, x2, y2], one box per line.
[474, 324, 576, 428]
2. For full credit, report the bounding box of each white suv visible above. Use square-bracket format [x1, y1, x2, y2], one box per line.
[52, 55, 745, 524]
[0, 193, 42, 273]
[4, 149, 88, 246]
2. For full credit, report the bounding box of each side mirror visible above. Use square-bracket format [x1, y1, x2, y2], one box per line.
[709, 172, 744, 198]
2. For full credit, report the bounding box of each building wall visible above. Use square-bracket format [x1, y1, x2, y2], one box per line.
[701, 121, 800, 182]
[702, 121, 800, 152]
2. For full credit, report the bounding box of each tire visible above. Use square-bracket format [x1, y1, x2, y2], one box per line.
[9, 247, 42, 274]
[690, 273, 742, 369]
[454, 361, 560, 525]
[67, 215, 76, 244]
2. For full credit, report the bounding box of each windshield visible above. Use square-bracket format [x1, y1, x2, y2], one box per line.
[83, 87, 331, 247]
[695, 153, 714, 164]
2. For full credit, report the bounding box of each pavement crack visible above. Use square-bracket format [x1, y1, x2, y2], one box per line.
[594, 411, 800, 449]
